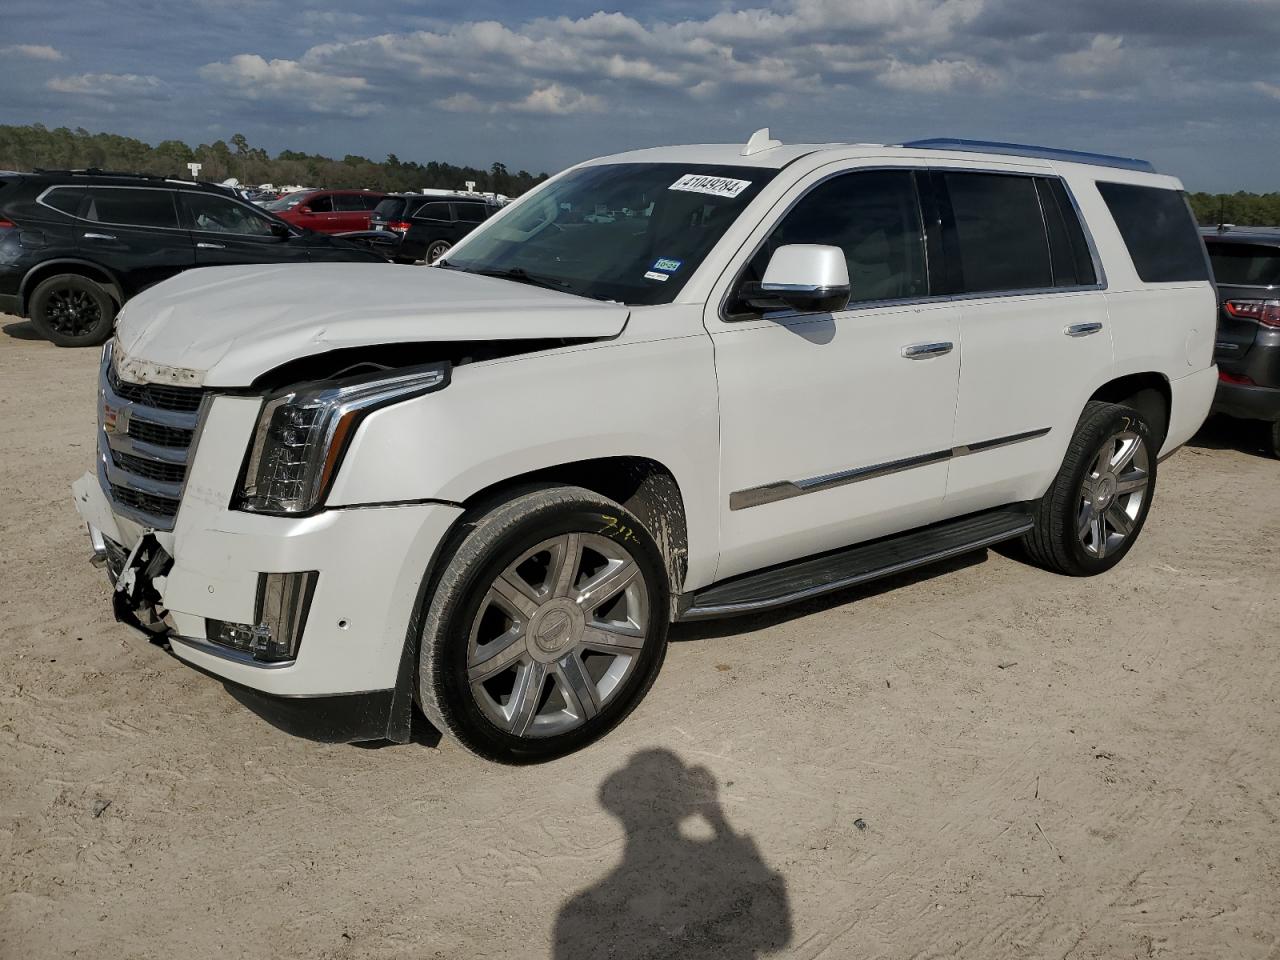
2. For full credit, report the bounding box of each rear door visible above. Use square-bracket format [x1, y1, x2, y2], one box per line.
[333, 193, 371, 232]
[179, 191, 311, 266]
[51, 185, 193, 295]
[936, 169, 1112, 514]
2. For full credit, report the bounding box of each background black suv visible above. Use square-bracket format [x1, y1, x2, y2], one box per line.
[397, 197, 500, 264]
[0, 170, 384, 346]
[1204, 227, 1280, 456]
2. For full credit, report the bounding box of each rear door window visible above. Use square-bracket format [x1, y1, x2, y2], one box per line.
[415, 202, 453, 222]
[1096, 182, 1209, 283]
[308, 194, 334, 213]
[81, 188, 179, 229]
[334, 194, 367, 212]
[940, 172, 1052, 294]
[455, 202, 489, 223]
[1206, 242, 1280, 287]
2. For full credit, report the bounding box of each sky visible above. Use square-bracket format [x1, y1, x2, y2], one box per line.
[3, 0, 1279, 191]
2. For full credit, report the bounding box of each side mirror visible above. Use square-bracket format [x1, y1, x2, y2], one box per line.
[269, 222, 291, 239]
[741, 244, 850, 314]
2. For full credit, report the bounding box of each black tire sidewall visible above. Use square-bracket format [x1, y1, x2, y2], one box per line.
[425, 495, 670, 763]
[1056, 404, 1158, 574]
[426, 240, 451, 262]
[30, 275, 116, 347]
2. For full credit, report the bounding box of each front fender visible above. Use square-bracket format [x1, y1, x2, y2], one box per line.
[326, 336, 721, 590]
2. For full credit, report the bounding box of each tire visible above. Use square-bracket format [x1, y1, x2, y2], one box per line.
[424, 240, 451, 264]
[29, 274, 117, 347]
[417, 486, 670, 763]
[1022, 400, 1158, 576]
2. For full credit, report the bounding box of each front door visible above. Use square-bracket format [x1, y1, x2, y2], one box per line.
[708, 166, 962, 582]
[179, 192, 312, 267]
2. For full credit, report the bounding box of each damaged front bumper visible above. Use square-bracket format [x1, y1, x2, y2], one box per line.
[72, 470, 463, 743]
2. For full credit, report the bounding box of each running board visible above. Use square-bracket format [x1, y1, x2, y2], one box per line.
[680, 504, 1035, 620]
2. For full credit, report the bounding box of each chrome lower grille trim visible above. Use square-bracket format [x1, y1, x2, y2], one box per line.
[98, 343, 208, 531]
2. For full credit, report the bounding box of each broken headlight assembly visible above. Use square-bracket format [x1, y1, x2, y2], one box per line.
[235, 363, 449, 515]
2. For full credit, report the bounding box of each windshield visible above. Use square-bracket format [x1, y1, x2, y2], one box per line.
[442, 163, 776, 304]
[263, 192, 308, 212]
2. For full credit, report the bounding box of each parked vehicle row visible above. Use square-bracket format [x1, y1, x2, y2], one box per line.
[0, 171, 384, 346]
[73, 132, 1218, 763]
[1202, 227, 1280, 455]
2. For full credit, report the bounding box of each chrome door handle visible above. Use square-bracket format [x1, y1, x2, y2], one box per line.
[901, 341, 954, 359]
[1065, 322, 1103, 337]
[83, 232, 116, 241]
[196, 242, 225, 249]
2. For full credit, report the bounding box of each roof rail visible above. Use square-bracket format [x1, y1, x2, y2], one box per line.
[898, 138, 1156, 173]
[31, 168, 170, 180]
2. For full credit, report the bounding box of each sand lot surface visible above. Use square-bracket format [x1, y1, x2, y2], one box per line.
[1, 317, 1278, 960]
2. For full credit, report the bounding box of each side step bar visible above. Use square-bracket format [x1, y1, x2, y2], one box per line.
[680, 504, 1035, 620]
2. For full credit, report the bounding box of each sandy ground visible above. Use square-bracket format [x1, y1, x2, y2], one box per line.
[1, 315, 1278, 960]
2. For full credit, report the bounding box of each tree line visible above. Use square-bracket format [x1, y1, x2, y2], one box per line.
[1187, 192, 1280, 228]
[0, 124, 548, 196]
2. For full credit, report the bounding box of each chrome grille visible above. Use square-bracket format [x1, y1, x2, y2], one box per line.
[98, 344, 207, 530]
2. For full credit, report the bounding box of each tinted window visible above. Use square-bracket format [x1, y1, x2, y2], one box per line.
[415, 202, 453, 222]
[77, 188, 179, 228]
[743, 169, 927, 305]
[455, 202, 488, 223]
[1207, 242, 1280, 287]
[42, 186, 91, 217]
[374, 197, 406, 218]
[359, 193, 383, 210]
[308, 194, 334, 213]
[1036, 178, 1097, 287]
[1097, 182, 1209, 283]
[942, 173, 1051, 293]
[183, 193, 276, 236]
[334, 193, 367, 212]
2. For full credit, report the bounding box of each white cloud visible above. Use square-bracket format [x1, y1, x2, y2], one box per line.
[513, 84, 604, 115]
[46, 73, 163, 97]
[198, 54, 379, 116]
[1254, 80, 1280, 101]
[878, 57, 1001, 93]
[3, 43, 64, 61]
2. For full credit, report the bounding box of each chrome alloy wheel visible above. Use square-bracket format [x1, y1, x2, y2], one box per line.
[467, 533, 650, 738]
[1078, 430, 1150, 559]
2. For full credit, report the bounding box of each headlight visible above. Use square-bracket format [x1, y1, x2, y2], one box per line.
[236, 363, 449, 515]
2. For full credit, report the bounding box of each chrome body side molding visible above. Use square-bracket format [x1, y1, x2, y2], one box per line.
[729, 427, 1051, 510]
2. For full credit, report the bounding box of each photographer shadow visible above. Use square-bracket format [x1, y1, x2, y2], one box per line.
[553, 748, 792, 960]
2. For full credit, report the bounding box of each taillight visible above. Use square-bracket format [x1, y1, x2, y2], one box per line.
[389, 220, 411, 232]
[0, 217, 16, 230]
[1224, 299, 1280, 329]
[1219, 370, 1255, 385]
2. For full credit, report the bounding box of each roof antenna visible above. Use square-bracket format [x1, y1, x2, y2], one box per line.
[741, 127, 782, 156]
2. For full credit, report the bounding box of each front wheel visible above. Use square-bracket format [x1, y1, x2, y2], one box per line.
[417, 486, 670, 763]
[1022, 401, 1158, 576]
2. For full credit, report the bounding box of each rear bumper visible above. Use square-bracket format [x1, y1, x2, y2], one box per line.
[1212, 380, 1280, 422]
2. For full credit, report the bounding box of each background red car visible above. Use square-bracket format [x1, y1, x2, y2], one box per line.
[262, 189, 386, 233]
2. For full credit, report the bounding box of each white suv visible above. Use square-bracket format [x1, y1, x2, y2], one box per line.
[73, 132, 1217, 762]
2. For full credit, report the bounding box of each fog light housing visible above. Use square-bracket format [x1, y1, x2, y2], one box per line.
[206, 571, 318, 663]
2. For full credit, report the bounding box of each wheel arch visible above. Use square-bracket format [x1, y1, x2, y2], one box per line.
[20, 259, 125, 315]
[1088, 372, 1171, 447]
[457, 456, 691, 605]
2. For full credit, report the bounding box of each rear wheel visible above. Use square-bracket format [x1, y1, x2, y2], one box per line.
[424, 239, 451, 264]
[1023, 401, 1157, 576]
[29, 274, 117, 347]
[417, 486, 670, 763]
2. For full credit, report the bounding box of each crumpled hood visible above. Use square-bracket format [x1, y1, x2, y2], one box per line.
[114, 263, 630, 387]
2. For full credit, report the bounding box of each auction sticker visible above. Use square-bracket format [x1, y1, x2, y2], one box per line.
[669, 174, 752, 199]
[643, 270, 670, 282]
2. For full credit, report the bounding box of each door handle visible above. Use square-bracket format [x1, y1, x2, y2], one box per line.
[901, 341, 954, 359]
[1065, 322, 1104, 337]
[83, 232, 116, 241]
[196, 242, 225, 249]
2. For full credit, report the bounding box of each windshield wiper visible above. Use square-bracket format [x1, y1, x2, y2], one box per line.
[465, 267, 575, 294]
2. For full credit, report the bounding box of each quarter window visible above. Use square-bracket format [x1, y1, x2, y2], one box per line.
[1097, 182, 1210, 283]
[742, 170, 929, 306]
[455, 202, 489, 223]
[334, 193, 368, 212]
[941, 173, 1052, 294]
[42, 187, 91, 218]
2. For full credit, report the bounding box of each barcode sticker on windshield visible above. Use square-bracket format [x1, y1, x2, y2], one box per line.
[669, 174, 752, 199]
